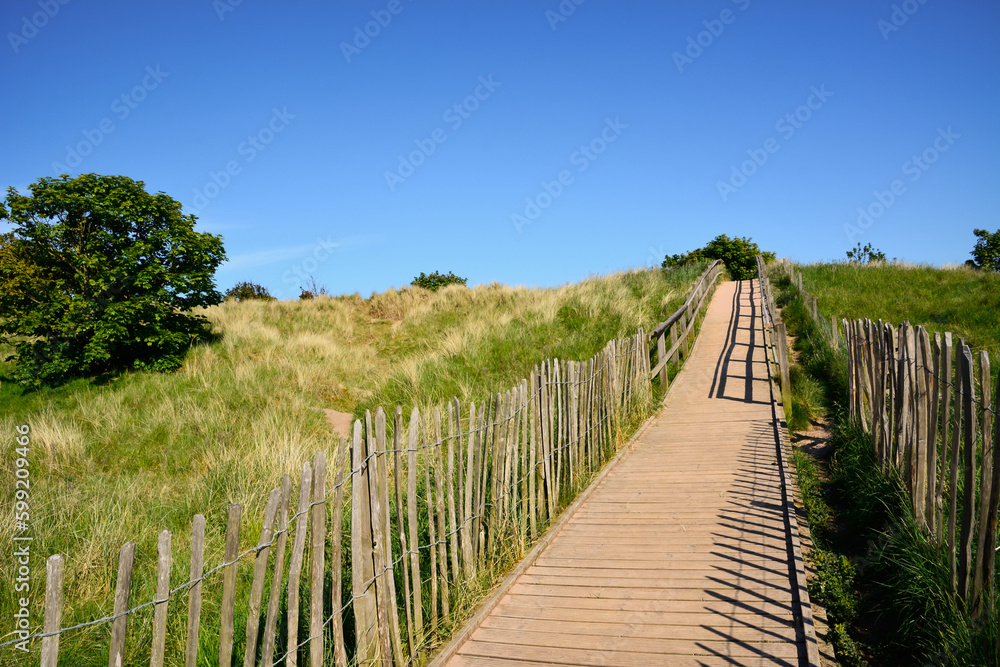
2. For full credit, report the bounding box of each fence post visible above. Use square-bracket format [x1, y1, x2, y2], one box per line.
[40, 554, 64, 667]
[109, 541, 136, 667]
[151, 530, 171, 667]
[185, 514, 206, 667]
[243, 489, 280, 667]
[353, 419, 378, 663]
[958, 343, 977, 603]
[218, 505, 241, 667]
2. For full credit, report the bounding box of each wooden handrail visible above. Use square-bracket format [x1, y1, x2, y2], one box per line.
[649, 260, 724, 339]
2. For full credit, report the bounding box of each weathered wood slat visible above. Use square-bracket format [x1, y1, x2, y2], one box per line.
[41, 554, 64, 667]
[353, 419, 377, 663]
[330, 435, 350, 667]
[394, 406, 416, 657]
[408, 407, 425, 639]
[958, 343, 977, 602]
[184, 514, 206, 667]
[261, 475, 291, 667]
[217, 505, 241, 667]
[150, 530, 171, 667]
[243, 488, 280, 667]
[286, 462, 312, 667]
[309, 451, 327, 667]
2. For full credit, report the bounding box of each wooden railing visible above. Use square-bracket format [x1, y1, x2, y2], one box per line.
[648, 259, 725, 386]
[12, 264, 732, 667]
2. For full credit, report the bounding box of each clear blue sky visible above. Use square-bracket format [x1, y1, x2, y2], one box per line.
[2, 0, 997, 298]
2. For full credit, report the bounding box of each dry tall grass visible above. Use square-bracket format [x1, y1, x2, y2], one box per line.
[0, 265, 705, 665]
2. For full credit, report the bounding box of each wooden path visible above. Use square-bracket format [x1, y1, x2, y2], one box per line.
[436, 280, 820, 667]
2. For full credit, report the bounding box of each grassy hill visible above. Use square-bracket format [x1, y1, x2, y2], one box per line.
[0, 265, 705, 665]
[794, 261, 999, 355]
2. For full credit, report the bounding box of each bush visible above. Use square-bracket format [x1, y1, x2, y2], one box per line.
[662, 234, 774, 280]
[969, 228, 1000, 271]
[225, 281, 275, 302]
[845, 242, 886, 264]
[0, 174, 226, 387]
[298, 275, 330, 300]
[411, 270, 467, 291]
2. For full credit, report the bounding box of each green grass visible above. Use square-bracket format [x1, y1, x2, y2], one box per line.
[795, 261, 1000, 352]
[0, 265, 705, 666]
[774, 263, 1000, 666]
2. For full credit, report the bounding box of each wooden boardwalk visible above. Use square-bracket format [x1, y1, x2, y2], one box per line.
[436, 280, 819, 667]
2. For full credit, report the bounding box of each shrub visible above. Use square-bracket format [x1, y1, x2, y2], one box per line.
[662, 234, 774, 280]
[845, 242, 886, 264]
[969, 228, 1000, 271]
[225, 281, 275, 301]
[411, 270, 467, 291]
[298, 275, 330, 300]
[0, 174, 226, 387]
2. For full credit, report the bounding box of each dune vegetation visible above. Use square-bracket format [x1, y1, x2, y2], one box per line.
[0, 264, 706, 665]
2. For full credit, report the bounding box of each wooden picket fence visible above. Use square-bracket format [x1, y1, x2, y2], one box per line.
[778, 261, 1000, 619]
[843, 317, 999, 616]
[26, 261, 724, 667]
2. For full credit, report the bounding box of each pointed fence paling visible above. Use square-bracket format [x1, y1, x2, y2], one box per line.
[844, 316, 998, 616]
[20, 262, 727, 666]
[777, 261, 999, 619]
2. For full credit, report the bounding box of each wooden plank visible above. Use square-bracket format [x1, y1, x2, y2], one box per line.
[461, 401, 476, 576]
[217, 505, 241, 667]
[926, 332, 941, 533]
[184, 514, 206, 667]
[936, 333, 953, 544]
[330, 434, 350, 667]
[261, 475, 292, 667]
[528, 371, 538, 538]
[445, 404, 460, 585]
[473, 399, 488, 565]
[40, 554, 64, 667]
[913, 326, 930, 527]
[408, 407, 425, 639]
[243, 488, 280, 667]
[286, 461, 312, 667]
[353, 419, 376, 664]
[948, 344, 962, 597]
[309, 451, 327, 667]
[371, 410, 396, 664]
[394, 406, 415, 657]
[108, 542, 137, 667]
[977, 369, 1000, 618]
[426, 412, 439, 629]
[958, 343, 977, 602]
[150, 530, 171, 667]
[972, 351, 993, 615]
[434, 408, 451, 619]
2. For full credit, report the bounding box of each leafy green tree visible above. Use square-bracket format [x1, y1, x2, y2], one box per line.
[411, 270, 468, 291]
[969, 228, 1000, 271]
[845, 242, 886, 264]
[662, 234, 774, 280]
[225, 281, 276, 301]
[0, 174, 226, 386]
